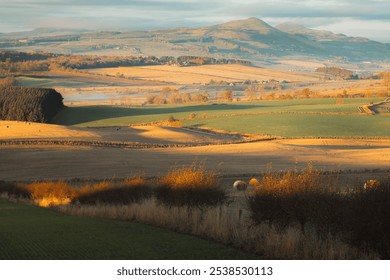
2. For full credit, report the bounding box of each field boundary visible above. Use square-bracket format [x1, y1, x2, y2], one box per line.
[2, 135, 390, 149]
[0, 139, 191, 149]
[0, 136, 278, 149]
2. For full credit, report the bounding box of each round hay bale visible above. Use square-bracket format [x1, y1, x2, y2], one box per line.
[248, 178, 260, 187]
[233, 180, 247, 191]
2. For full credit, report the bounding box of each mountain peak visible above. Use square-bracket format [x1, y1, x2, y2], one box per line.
[214, 17, 275, 34]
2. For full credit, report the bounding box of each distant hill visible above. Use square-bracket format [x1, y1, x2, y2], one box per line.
[0, 28, 90, 39]
[0, 18, 389, 63]
[276, 22, 390, 61]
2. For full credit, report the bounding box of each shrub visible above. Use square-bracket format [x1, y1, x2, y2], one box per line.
[76, 178, 152, 205]
[345, 178, 390, 259]
[189, 113, 197, 120]
[167, 115, 177, 122]
[248, 165, 344, 233]
[25, 181, 76, 207]
[0, 181, 30, 198]
[154, 164, 226, 208]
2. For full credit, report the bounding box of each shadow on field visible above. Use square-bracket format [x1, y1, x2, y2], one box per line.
[52, 104, 260, 125]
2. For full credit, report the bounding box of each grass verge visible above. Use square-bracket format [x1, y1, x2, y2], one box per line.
[0, 198, 256, 260]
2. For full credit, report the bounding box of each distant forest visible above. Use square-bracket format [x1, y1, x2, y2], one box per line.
[0, 51, 251, 76]
[0, 87, 64, 123]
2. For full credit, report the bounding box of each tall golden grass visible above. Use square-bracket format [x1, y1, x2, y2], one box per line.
[158, 164, 217, 189]
[154, 164, 226, 207]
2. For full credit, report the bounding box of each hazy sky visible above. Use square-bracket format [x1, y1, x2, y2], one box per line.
[1, 0, 389, 42]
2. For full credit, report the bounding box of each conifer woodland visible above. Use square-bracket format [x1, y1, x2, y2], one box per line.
[0, 87, 63, 123]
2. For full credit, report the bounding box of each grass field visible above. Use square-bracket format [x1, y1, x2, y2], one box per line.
[52, 98, 389, 137]
[185, 114, 390, 138]
[0, 198, 256, 260]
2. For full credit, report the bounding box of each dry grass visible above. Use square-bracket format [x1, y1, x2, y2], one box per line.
[255, 163, 321, 194]
[158, 164, 217, 189]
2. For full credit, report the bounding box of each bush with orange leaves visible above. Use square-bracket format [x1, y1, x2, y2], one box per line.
[154, 164, 226, 208]
[25, 181, 77, 207]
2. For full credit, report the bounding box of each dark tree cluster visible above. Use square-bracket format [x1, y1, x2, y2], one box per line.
[0, 87, 64, 123]
[56, 55, 161, 69]
[0, 51, 54, 62]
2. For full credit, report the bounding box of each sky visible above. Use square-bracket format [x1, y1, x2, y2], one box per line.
[0, 0, 389, 43]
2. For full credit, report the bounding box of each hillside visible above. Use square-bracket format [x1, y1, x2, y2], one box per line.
[0, 18, 389, 63]
[276, 22, 390, 61]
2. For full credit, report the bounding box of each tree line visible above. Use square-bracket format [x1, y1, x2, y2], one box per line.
[0, 87, 64, 123]
[0, 51, 251, 76]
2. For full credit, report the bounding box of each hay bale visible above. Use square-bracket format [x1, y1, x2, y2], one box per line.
[233, 180, 247, 191]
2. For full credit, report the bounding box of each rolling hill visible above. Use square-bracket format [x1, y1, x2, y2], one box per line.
[1, 18, 389, 62]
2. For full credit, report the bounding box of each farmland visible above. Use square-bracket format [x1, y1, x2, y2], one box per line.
[14, 64, 389, 107]
[87, 64, 323, 84]
[1, 62, 390, 260]
[51, 98, 389, 138]
[3, 63, 390, 181]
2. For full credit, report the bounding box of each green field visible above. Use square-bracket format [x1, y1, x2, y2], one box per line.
[0, 199, 256, 259]
[53, 98, 389, 138]
[185, 114, 390, 138]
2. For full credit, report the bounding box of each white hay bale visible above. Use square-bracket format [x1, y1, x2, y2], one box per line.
[233, 180, 247, 191]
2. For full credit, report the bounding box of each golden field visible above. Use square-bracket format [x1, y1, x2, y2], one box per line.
[87, 64, 324, 85]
